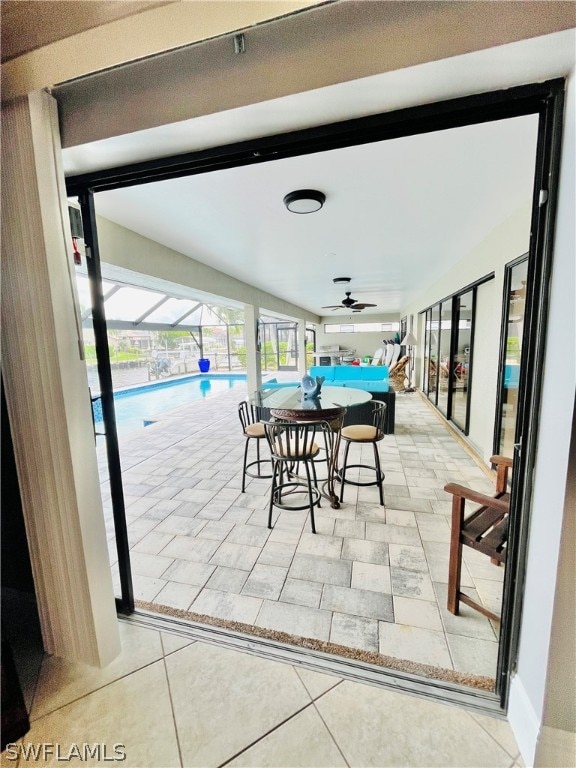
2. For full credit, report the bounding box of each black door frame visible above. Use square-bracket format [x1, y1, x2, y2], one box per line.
[66, 79, 565, 707]
[77, 191, 134, 615]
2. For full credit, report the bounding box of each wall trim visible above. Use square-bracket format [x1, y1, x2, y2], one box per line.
[1, 91, 120, 665]
[508, 675, 541, 765]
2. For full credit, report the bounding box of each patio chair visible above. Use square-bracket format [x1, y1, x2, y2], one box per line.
[444, 454, 512, 622]
[238, 401, 272, 492]
[371, 347, 383, 365]
[263, 419, 333, 534]
[389, 342, 401, 368]
[389, 356, 409, 392]
[383, 341, 394, 367]
[338, 400, 387, 506]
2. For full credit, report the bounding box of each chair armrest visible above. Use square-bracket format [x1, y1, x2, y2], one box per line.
[443, 483, 509, 514]
[489, 455, 513, 468]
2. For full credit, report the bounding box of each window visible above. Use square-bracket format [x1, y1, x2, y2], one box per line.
[324, 322, 400, 333]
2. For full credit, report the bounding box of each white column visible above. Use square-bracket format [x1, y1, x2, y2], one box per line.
[1, 92, 120, 666]
[297, 320, 308, 376]
[244, 303, 262, 394]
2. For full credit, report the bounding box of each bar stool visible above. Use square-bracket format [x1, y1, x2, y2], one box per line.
[263, 419, 331, 534]
[238, 401, 272, 492]
[338, 401, 387, 506]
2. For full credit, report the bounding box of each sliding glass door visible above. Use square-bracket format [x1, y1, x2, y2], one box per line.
[420, 285, 477, 434]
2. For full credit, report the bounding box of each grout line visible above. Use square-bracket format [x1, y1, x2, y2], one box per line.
[216, 700, 317, 768]
[311, 689, 351, 768]
[296, 668, 344, 702]
[28, 656, 165, 723]
[468, 709, 521, 761]
[162, 654, 184, 768]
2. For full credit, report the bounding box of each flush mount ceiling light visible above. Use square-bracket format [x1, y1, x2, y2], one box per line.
[283, 189, 326, 214]
[333, 277, 351, 284]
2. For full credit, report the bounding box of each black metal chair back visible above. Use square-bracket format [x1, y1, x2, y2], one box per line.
[339, 400, 387, 506]
[238, 401, 272, 491]
[262, 419, 334, 533]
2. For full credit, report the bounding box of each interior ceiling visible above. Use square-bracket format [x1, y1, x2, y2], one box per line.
[91, 114, 538, 317]
[0, 0, 176, 62]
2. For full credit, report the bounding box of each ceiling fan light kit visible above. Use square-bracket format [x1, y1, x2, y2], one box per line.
[283, 189, 326, 214]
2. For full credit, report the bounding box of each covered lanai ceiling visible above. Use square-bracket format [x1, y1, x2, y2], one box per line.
[57, 21, 576, 320]
[85, 113, 538, 317]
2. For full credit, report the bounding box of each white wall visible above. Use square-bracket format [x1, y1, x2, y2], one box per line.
[402, 203, 532, 462]
[467, 279, 502, 457]
[508, 67, 576, 765]
[315, 315, 401, 362]
[534, 407, 576, 766]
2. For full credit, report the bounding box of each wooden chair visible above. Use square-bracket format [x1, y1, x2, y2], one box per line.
[444, 455, 512, 623]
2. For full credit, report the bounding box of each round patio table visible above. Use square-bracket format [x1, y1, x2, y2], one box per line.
[251, 385, 372, 508]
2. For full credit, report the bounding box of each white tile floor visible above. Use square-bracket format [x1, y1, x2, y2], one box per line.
[7, 620, 525, 768]
[101, 379, 505, 680]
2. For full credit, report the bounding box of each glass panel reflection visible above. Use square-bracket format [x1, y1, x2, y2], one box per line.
[428, 305, 440, 402]
[437, 301, 452, 416]
[499, 259, 528, 456]
[423, 310, 431, 393]
[104, 286, 163, 321]
[145, 297, 198, 324]
[75, 275, 116, 317]
[452, 290, 474, 431]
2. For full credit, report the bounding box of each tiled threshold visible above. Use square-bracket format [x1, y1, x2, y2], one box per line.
[15, 618, 522, 768]
[127, 610, 504, 718]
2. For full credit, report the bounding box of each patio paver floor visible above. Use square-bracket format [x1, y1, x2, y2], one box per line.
[101, 377, 504, 680]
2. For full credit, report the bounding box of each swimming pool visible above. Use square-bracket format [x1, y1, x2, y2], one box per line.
[92, 374, 246, 436]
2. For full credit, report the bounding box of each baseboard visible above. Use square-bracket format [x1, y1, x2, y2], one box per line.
[508, 675, 541, 766]
[535, 726, 576, 768]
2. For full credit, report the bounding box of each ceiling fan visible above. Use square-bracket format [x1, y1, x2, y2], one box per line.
[322, 291, 377, 312]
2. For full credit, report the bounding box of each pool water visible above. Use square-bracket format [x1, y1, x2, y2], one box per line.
[93, 374, 246, 436]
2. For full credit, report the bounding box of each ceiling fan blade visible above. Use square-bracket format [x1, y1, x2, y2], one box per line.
[352, 303, 377, 309]
[321, 305, 344, 309]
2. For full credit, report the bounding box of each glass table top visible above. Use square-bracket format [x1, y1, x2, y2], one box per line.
[252, 385, 372, 412]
